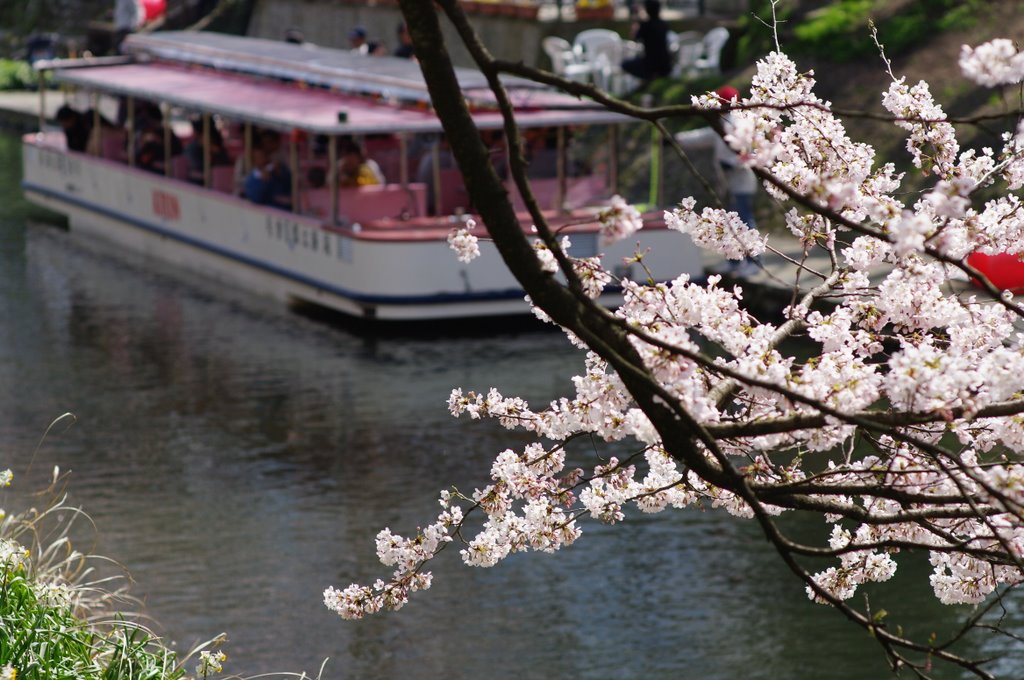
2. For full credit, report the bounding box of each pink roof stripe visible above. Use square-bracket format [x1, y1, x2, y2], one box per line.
[56, 61, 628, 134]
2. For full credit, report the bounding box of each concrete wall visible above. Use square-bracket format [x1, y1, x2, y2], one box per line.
[247, 0, 748, 69]
[248, 1, 542, 67]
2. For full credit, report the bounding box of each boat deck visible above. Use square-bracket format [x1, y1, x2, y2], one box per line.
[26, 131, 633, 242]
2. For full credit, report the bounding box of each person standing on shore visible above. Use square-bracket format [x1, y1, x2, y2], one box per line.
[674, 85, 761, 277]
[621, 0, 672, 82]
[394, 22, 415, 59]
[349, 26, 385, 56]
[113, 0, 142, 54]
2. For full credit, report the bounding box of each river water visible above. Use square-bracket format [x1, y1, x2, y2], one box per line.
[0, 131, 1019, 679]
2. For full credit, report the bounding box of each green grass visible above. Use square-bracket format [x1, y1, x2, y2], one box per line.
[737, 0, 988, 65]
[791, 0, 874, 61]
[782, 0, 983, 62]
[0, 469, 227, 680]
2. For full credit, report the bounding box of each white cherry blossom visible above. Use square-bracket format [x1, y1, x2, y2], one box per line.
[447, 222, 481, 263]
[326, 38, 1024, 669]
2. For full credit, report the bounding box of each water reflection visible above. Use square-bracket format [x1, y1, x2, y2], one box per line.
[0, 132, 1019, 679]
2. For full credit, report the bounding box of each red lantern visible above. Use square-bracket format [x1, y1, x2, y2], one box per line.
[141, 0, 166, 22]
[967, 252, 1024, 292]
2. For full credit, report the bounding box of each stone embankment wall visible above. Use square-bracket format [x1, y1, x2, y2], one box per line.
[248, 1, 545, 67]
[247, 0, 747, 69]
[1, 0, 747, 64]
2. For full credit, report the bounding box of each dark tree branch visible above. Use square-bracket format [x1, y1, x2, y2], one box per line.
[395, 5, 1020, 677]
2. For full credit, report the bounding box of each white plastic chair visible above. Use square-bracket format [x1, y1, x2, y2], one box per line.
[671, 30, 704, 78]
[573, 28, 621, 59]
[619, 39, 643, 93]
[692, 27, 729, 78]
[590, 40, 627, 94]
[573, 29, 624, 93]
[666, 30, 679, 56]
[542, 36, 592, 83]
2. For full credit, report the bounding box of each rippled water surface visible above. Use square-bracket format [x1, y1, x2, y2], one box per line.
[0, 132, 1019, 679]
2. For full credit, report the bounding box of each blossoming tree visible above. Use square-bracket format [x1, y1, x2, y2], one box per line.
[325, 2, 1024, 676]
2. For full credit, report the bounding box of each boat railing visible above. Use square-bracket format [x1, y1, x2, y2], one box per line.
[38, 72, 624, 231]
[304, 183, 428, 225]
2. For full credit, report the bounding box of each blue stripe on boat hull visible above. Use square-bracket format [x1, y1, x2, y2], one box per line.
[22, 180, 528, 309]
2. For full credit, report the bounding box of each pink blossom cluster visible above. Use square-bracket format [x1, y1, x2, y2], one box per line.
[326, 41, 1024, 622]
[596, 194, 643, 246]
[447, 220, 481, 263]
[960, 38, 1024, 87]
[323, 499, 462, 619]
[803, 440, 1024, 606]
[665, 199, 768, 260]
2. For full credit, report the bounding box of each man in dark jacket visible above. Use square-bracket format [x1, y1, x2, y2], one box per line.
[56, 105, 94, 152]
[622, 0, 672, 81]
[394, 22, 415, 59]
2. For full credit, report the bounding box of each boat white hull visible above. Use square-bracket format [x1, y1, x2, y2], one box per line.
[22, 134, 703, 321]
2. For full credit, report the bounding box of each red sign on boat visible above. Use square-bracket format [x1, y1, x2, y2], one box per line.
[152, 189, 181, 221]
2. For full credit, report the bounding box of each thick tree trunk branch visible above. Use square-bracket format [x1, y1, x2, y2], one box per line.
[402, 0, 745, 493]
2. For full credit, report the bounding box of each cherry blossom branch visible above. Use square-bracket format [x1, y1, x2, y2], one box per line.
[330, 8, 1024, 677]
[705, 398, 1024, 439]
[491, 56, 1024, 130]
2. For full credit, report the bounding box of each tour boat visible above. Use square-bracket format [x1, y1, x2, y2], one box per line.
[22, 31, 701, 321]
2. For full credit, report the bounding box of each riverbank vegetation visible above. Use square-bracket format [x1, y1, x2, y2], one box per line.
[0, 60, 41, 92]
[0, 466, 229, 680]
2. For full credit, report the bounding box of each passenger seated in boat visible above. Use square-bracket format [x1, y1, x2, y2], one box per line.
[363, 133, 403, 181]
[134, 117, 183, 175]
[311, 134, 330, 159]
[55, 104, 113, 153]
[307, 166, 327, 190]
[415, 135, 456, 215]
[338, 140, 384, 187]
[482, 128, 509, 179]
[523, 127, 558, 179]
[244, 146, 293, 210]
[301, 166, 328, 218]
[414, 131, 503, 215]
[131, 101, 164, 143]
[234, 128, 287, 195]
[184, 119, 232, 185]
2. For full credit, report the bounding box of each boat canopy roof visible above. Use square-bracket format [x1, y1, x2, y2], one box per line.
[49, 31, 628, 135]
[123, 31, 536, 104]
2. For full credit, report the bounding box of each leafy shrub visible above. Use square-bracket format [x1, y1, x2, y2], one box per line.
[0, 59, 43, 91]
[936, 3, 979, 32]
[791, 0, 875, 61]
[793, 0, 873, 45]
[772, 0, 988, 64]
